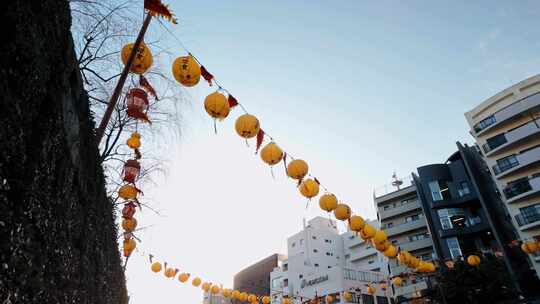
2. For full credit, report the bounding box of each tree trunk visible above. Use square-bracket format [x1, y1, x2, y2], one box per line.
[0, 1, 128, 303]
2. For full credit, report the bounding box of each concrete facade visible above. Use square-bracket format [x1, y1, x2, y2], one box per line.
[270, 217, 391, 304]
[465, 74, 540, 277]
[373, 177, 434, 301]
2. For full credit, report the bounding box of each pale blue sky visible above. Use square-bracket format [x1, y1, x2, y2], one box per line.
[127, 2, 540, 303]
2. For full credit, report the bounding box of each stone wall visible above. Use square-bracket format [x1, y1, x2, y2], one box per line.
[0, 1, 128, 302]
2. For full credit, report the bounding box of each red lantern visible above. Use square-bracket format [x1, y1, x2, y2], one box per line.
[123, 159, 141, 183]
[122, 202, 137, 219]
[126, 88, 150, 122]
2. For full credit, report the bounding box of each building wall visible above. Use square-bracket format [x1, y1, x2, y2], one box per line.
[465, 74, 540, 277]
[234, 254, 285, 296]
[374, 179, 435, 300]
[270, 217, 391, 304]
[414, 150, 499, 261]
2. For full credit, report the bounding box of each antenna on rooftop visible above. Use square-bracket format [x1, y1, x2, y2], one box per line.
[391, 171, 403, 190]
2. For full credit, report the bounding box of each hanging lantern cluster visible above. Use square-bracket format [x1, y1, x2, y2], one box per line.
[397, 251, 436, 273]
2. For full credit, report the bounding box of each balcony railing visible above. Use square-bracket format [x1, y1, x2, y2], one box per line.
[515, 212, 540, 226]
[503, 179, 532, 199]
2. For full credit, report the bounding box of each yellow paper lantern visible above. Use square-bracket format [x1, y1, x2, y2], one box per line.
[373, 239, 390, 252]
[260, 142, 284, 166]
[343, 291, 352, 302]
[359, 223, 376, 240]
[122, 218, 137, 232]
[172, 55, 201, 87]
[164, 268, 176, 278]
[223, 289, 232, 298]
[408, 256, 420, 268]
[392, 277, 402, 286]
[325, 295, 333, 303]
[121, 42, 153, 74]
[240, 292, 249, 302]
[299, 178, 320, 199]
[319, 193, 338, 212]
[334, 204, 351, 221]
[192, 277, 202, 287]
[118, 184, 138, 200]
[151, 262, 162, 273]
[126, 132, 141, 149]
[202, 282, 212, 292]
[204, 92, 230, 120]
[425, 262, 436, 272]
[235, 114, 260, 138]
[262, 296, 270, 304]
[211, 285, 221, 294]
[367, 286, 376, 295]
[287, 159, 309, 180]
[398, 251, 411, 265]
[282, 298, 290, 304]
[383, 245, 398, 258]
[179, 273, 190, 282]
[232, 290, 241, 300]
[467, 255, 481, 266]
[372, 230, 387, 245]
[249, 294, 259, 303]
[521, 241, 539, 254]
[349, 215, 365, 232]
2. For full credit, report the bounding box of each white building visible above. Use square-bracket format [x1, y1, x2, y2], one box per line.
[465, 74, 540, 277]
[270, 217, 391, 304]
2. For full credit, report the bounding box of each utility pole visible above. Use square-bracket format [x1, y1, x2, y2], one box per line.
[95, 13, 152, 144]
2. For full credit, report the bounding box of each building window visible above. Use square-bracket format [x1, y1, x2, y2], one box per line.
[345, 254, 350, 259]
[484, 133, 508, 153]
[328, 266, 332, 269]
[386, 222, 393, 228]
[391, 239, 399, 245]
[283, 263, 288, 271]
[474, 115, 496, 133]
[446, 237, 462, 259]
[383, 205, 391, 210]
[376, 296, 389, 304]
[325, 239, 332, 243]
[368, 260, 374, 264]
[493, 155, 519, 175]
[312, 235, 317, 240]
[326, 252, 331, 256]
[361, 294, 374, 304]
[283, 279, 288, 287]
[300, 239, 304, 245]
[291, 242, 295, 247]
[405, 214, 420, 223]
[315, 263, 319, 267]
[299, 274, 303, 279]
[313, 249, 318, 253]
[438, 208, 466, 230]
[516, 203, 540, 226]
[429, 180, 451, 201]
[271, 278, 282, 289]
[457, 181, 471, 197]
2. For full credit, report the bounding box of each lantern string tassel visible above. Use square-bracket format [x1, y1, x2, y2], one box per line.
[245, 139, 249, 147]
[270, 166, 276, 180]
[213, 119, 217, 134]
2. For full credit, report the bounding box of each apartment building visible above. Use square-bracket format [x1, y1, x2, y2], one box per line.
[343, 220, 385, 273]
[465, 74, 540, 277]
[373, 177, 435, 302]
[270, 217, 391, 304]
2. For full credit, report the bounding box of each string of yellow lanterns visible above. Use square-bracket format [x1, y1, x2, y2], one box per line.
[145, 253, 413, 302]
[163, 35, 437, 274]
